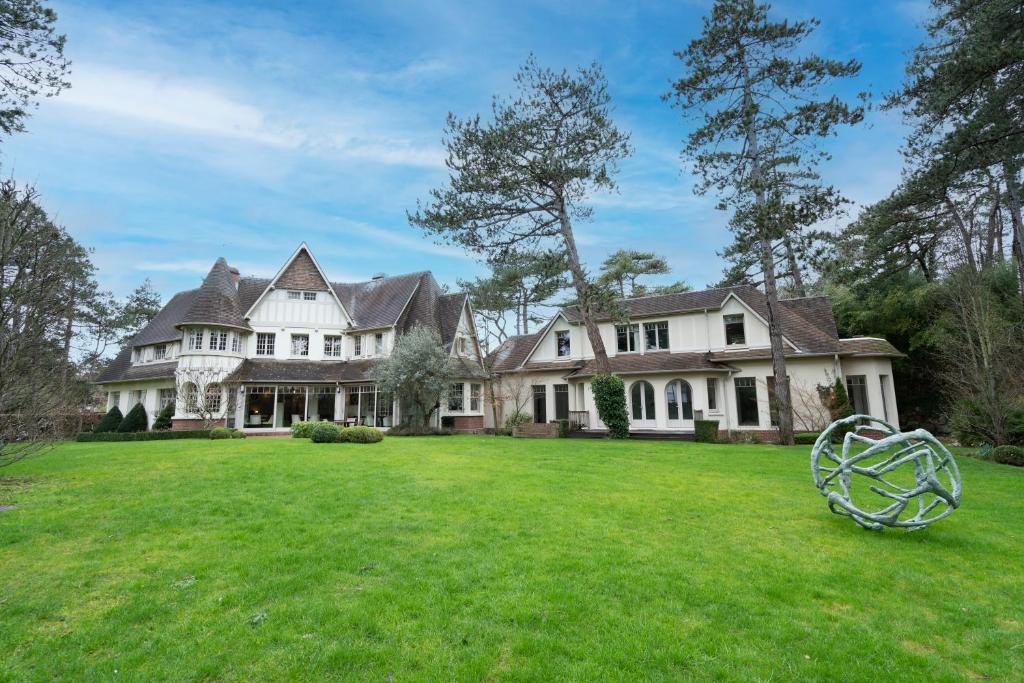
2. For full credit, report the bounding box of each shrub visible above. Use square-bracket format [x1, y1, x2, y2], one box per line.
[504, 411, 530, 430]
[389, 425, 451, 436]
[310, 423, 343, 443]
[555, 419, 570, 438]
[76, 430, 210, 442]
[152, 402, 174, 430]
[794, 432, 820, 445]
[339, 426, 384, 443]
[210, 426, 234, 439]
[230, 429, 246, 439]
[291, 421, 330, 439]
[93, 406, 123, 433]
[116, 403, 148, 433]
[694, 419, 719, 443]
[591, 374, 629, 439]
[992, 445, 1024, 467]
[950, 398, 1024, 448]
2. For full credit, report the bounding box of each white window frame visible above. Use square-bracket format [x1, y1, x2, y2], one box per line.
[290, 334, 310, 357]
[211, 330, 228, 351]
[303, 291, 317, 301]
[616, 323, 639, 353]
[158, 388, 175, 410]
[188, 329, 204, 351]
[109, 391, 120, 408]
[324, 335, 343, 357]
[724, 314, 746, 346]
[153, 343, 167, 361]
[231, 333, 242, 353]
[375, 332, 385, 355]
[556, 330, 570, 357]
[470, 383, 481, 412]
[643, 321, 670, 351]
[448, 382, 465, 412]
[256, 332, 275, 356]
[287, 290, 302, 300]
[354, 335, 362, 357]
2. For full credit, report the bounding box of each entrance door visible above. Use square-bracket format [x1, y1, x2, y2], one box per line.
[629, 380, 657, 428]
[554, 384, 569, 421]
[532, 385, 547, 423]
[666, 379, 694, 429]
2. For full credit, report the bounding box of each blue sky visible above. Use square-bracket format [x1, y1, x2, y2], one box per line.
[4, 0, 930, 300]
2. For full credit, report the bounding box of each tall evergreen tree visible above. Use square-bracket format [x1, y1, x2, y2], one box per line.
[666, 0, 865, 444]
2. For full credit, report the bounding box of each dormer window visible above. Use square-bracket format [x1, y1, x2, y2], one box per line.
[616, 323, 639, 352]
[354, 335, 362, 356]
[724, 314, 746, 346]
[154, 344, 167, 360]
[375, 333, 385, 355]
[456, 337, 467, 355]
[287, 290, 301, 300]
[644, 321, 669, 351]
[303, 291, 317, 301]
[188, 329, 204, 351]
[556, 330, 570, 357]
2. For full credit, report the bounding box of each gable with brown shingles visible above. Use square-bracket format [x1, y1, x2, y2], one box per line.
[275, 249, 330, 291]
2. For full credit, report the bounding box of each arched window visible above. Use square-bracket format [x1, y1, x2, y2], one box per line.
[630, 380, 656, 421]
[205, 383, 222, 413]
[666, 379, 694, 422]
[182, 382, 199, 413]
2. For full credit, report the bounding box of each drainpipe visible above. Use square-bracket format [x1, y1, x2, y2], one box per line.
[724, 369, 735, 441]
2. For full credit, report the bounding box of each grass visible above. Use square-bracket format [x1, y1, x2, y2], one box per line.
[1, 436, 1022, 681]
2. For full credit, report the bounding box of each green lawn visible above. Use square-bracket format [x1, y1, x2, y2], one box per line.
[1, 436, 1021, 681]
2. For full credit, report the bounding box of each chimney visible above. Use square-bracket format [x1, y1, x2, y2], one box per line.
[228, 266, 240, 287]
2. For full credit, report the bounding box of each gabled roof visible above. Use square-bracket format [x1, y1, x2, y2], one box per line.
[177, 258, 251, 332]
[486, 333, 542, 372]
[130, 289, 197, 346]
[335, 272, 427, 331]
[243, 243, 351, 322]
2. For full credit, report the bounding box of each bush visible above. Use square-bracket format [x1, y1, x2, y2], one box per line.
[291, 421, 331, 439]
[694, 419, 719, 443]
[339, 426, 384, 443]
[210, 426, 235, 439]
[555, 419, 570, 438]
[93, 406, 123, 433]
[310, 423, 343, 443]
[152, 402, 174, 430]
[794, 432, 820, 445]
[116, 403, 148, 433]
[76, 430, 210, 442]
[992, 445, 1024, 467]
[230, 429, 246, 439]
[504, 411, 530, 430]
[591, 374, 629, 439]
[950, 398, 1024, 448]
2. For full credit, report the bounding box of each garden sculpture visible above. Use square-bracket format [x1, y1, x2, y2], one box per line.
[810, 415, 961, 531]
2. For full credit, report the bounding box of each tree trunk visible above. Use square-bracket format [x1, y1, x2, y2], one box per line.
[1001, 159, 1024, 299]
[783, 235, 806, 297]
[558, 198, 611, 374]
[740, 57, 794, 445]
[944, 196, 979, 272]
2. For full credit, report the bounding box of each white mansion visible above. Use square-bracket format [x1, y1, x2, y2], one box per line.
[97, 244, 902, 437]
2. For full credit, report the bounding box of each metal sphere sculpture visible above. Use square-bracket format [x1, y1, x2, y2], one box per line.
[810, 415, 962, 531]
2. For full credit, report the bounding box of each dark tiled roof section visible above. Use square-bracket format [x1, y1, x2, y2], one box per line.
[486, 333, 541, 371]
[225, 359, 379, 383]
[780, 296, 838, 339]
[837, 337, 904, 357]
[450, 356, 491, 379]
[96, 345, 178, 383]
[571, 352, 726, 378]
[335, 272, 427, 331]
[130, 289, 197, 346]
[238, 277, 271, 314]
[178, 258, 252, 331]
[436, 293, 467, 349]
[275, 249, 330, 290]
[561, 287, 740, 322]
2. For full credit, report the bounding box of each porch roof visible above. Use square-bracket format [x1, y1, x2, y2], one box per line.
[225, 359, 377, 384]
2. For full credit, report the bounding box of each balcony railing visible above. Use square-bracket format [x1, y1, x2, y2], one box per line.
[568, 410, 590, 431]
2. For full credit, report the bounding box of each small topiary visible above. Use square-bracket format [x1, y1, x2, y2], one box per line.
[291, 421, 326, 439]
[152, 402, 174, 430]
[555, 419, 570, 438]
[94, 405, 123, 433]
[992, 445, 1024, 467]
[694, 419, 719, 443]
[116, 403, 148, 432]
[794, 432, 819, 445]
[339, 425, 384, 443]
[230, 428, 246, 439]
[310, 423, 343, 443]
[210, 426, 234, 439]
[591, 374, 629, 439]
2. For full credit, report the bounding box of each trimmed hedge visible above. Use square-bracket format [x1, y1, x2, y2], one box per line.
[555, 419, 570, 438]
[794, 432, 820, 445]
[591, 374, 629, 439]
[291, 421, 334, 439]
[152, 403, 174, 431]
[116, 403, 148, 433]
[93, 406, 123, 433]
[993, 445, 1024, 467]
[339, 426, 384, 443]
[310, 423, 343, 443]
[76, 430, 211, 442]
[388, 426, 452, 436]
[694, 419, 719, 443]
[210, 427, 246, 439]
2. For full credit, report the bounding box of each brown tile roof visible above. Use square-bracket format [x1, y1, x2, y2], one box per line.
[837, 337, 904, 357]
[485, 333, 541, 372]
[177, 258, 252, 331]
[129, 289, 197, 346]
[336, 272, 427, 331]
[225, 359, 378, 383]
[570, 352, 728, 379]
[96, 346, 178, 383]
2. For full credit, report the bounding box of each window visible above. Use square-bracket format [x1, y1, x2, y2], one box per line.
[735, 377, 759, 426]
[724, 314, 746, 346]
[554, 384, 569, 420]
[532, 385, 547, 423]
[303, 291, 317, 301]
[644, 321, 669, 350]
[231, 334, 242, 353]
[879, 375, 891, 422]
[109, 391, 120, 408]
[182, 382, 199, 413]
[129, 389, 146, 406]
[291, 334, 309, 356]
[354, 335, 362, 356]
[132, 348, 140, 363]
[287, 290, 301, 300]
[766, 376, 780, 426]
[706, 377, 718, 411]
[205, 384, 222, 413]
[188, 329, 204, 351]
[211, 330, 228, 351]
[375, 333, 385, 355]
[556, 330, 570, 357]
[666, 380, 693, 421]
[324, 335, 343, 357]
[154, 344, 167, 360]
[846, 375, 869, 415]
[158, 388, 175, 410]
[256, 332, 275, 356]
[456, 337, 467, 354]
[616, 323, 639, 352]
[470, 383, 482, 412]
[630, 381, 656, 421]
[448, 382, 465, 411]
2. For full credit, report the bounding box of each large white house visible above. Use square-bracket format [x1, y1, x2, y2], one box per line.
[98, 244, 901, 439]
[97, 244, 489, 433]
[485, 286, 902, 439]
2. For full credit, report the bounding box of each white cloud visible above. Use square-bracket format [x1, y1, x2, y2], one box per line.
[133, 259, 217, 275]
